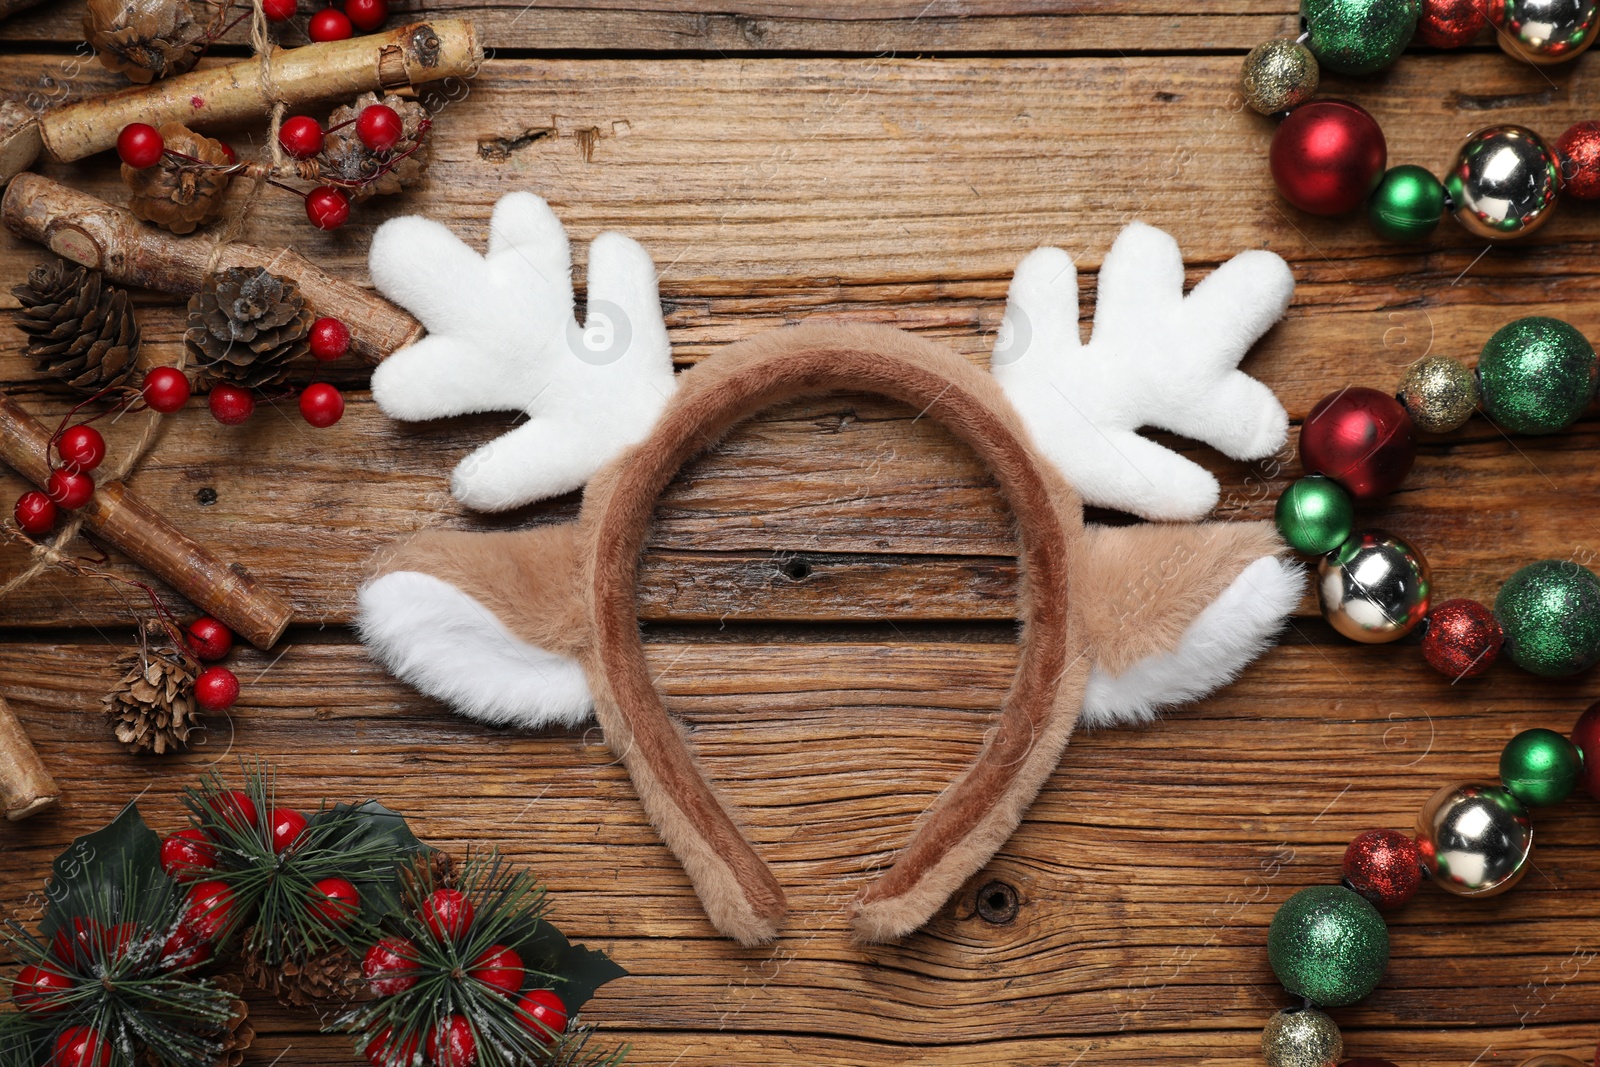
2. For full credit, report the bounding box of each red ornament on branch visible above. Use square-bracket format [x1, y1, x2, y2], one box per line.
[1270, 100, 1387, 215]
[269, 807, 308, 853]
[356, 105, 404, 152]
[262, 0, 296, 20]
[1300, 387, 1417, 500]
[160, 828, 220, 880]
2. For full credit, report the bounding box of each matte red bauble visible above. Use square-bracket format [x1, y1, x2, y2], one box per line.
[1414, 0, 1502, 48]
[1573, 701, 1600, 798]
[1341, 828, 1423, 909]
[1269, 100, 1387, 215]
[1300, 387, 1416, 500]
[1421, 598, 1503, 679]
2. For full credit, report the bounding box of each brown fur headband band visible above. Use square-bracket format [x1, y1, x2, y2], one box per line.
[357, 195, 1305, 945]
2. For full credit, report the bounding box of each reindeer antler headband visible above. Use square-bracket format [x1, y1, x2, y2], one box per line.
[356, 193, 1306, 944]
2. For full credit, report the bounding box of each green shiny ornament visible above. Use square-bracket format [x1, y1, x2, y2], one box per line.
[1500, 728, 1582, 806]
[1368, 165, 1445, 241]
[1478, 316, 1599, 434]
[1276, 476, 1355, 555]
[1267, 885, 1390, 1007]
[1494, 560, 1600, 676]
[1302, 0, 1422, 74]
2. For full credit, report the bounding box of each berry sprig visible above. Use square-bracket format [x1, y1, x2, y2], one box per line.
[116, 100, 430, 232]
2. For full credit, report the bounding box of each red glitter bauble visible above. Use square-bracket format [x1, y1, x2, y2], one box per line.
[1557, 121, 1600, 200]
[1572, 701, 1600, 799]
[1300, 387, 1417, 500]
[1415, 0, 1502, 48]
[1342, 828, 1423, 909]
[1270, 100, 1387, 216]
[1421, 598, 1503, 679]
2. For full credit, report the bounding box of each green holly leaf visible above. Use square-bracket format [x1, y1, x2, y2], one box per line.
[40, 801, 171, 938]
[509, 918, 627, 1013]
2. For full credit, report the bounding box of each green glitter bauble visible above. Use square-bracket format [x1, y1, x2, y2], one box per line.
[1302, 0, 1421, 75]
[1478, 316, 1598, 434]
[1494, 560, 1600, 677]
[1276, 476, 1355, 555]
[1368, 165, 1445, 242]
[1267, 885, 1389, 1007]
[1500, 728, 1582, 807]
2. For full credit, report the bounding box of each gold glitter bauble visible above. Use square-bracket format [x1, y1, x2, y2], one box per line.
[1262, 1008, 1343, 1067]
[1398, 355, 1479, 433]
[1241, 38, 1321, 115]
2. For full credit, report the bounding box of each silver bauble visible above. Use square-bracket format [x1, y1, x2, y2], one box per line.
[1417, 783, 1533, 898]
[1446, 125, 1563, 240]
[1498, 0, 1600, 63]
[1317, 530, 1432, 643]
[1261, 1007, 1343, 1067]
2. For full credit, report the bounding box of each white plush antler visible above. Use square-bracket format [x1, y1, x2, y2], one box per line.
[991, 222, 1294, 521]
[368, 192, 677, 511]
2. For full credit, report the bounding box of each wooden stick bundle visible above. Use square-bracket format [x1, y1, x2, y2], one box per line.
[0, 394, 293, 650]
[0, 20, 480, 183]
[3, 174, 422, 364]
[0, 692, 59, 820]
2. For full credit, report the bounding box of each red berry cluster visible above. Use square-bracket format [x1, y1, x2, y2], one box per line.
[185, 616, 242, 712]
[360, 887, 570, 1067]
[294, 0, 390, 39]
[12, 422, 106, 536]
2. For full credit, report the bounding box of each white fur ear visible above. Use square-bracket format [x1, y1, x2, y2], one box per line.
[357, 571, 594, 729]
[1080, 555, 1304, 729]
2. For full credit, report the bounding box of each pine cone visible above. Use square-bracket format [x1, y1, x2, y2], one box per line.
[319, 92, 430, 202]
[124, 123, 232, 234]
[242, 941, 360, 1008]
[11, 261, 141, 394]
[103, 624, 201, 756]
[185, 267, 313, 387]
[84, 0, 206, 83]
[140, 975, 256, 1067]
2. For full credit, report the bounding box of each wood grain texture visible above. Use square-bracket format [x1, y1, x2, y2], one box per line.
[2, 9, 1600, 1067]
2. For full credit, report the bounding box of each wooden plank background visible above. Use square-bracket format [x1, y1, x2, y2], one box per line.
[3, 4, 1600, 1065]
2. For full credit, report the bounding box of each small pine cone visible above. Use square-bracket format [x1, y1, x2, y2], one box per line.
[103, 624, 201, 755]
[84, 0, 206, 83]
[185, 267, 313, 387]
[124, 122, 232, 234]
[318, 92, 430, 202]
[242, 941, 361, 1008]
[11, 260, 141, 394]
[141, 975, 255, 1067]
[428, 848, 457, 888]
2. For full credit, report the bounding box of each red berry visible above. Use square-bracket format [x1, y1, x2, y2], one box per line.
[216, 139, 237, 163]
[56, 425, 106, 473]
[309, 317, 351, 361]
[159, 923, 211, 971]
[160, 828, 220, 881]
[116, 123, 164, 169]
[356, 104, 403, 152]
[142, 367, 192, 413]
[261, 0, 295, 20]
[305, 185, 350, 230]
[366, 1026, 420, 1067]
[278, 115, 324, 160]
[469, 944, 523, 996]
[299, 382, 344, 427]
[185, 617, 233, 662]
[209, 788, 258, 831]
[49, 918, 102, 968]
[361, 936, 420, 995]
[514, 990, 568, 1044]
[208, 384, 256, 426]
[51, 1025, 111, 1067]
[310, 876, 360, 927]
[345, 0, 388, 30]
[12, 963, 73, 1013]
[426, 1015, 476, 1067]
[45, 469, 94, 510]
[268, 807, 308, 853]
[307, 6, 352, 40]
[13, 491, 57, 535]
[194, 666, 240, 711]
[420, 887, 474, 942]
[181, 880, 237, 942]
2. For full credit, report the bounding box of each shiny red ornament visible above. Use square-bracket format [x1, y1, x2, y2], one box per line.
[362, 936, 421, 995]
[195, 666, 240, 711]
[345, 0, 389, 30]
[306, 186, 351, 230]
[186, 616, 233, 661]
[366, 1026, 420, 1067]
[1573, 700, 1600, 799]
[310, 876, 360, 927]
[422, 887, 474, 941]
[1270, 100, 1387, 216]
[269, 807, 308, 853]
[13, 491, 57, 535]
[356, 104, 403, 151]
[209, 787, 258, 831]
[12, 963, 73, 1012]
[1421, 598, 1502, 679]
[1342, 828, 1423, 909]
[514, 989, 568, 1043]
[309, 316, 350, 360]
[278, 115, 325, 160]
[160, 828, 219, 880]
[116, 123, 164, 169]
[1558, 121, 1600, 201]
[57, 425, 106, 473]
[208, 384, 256, 425]
[427, 1015, 476, 1067]
[1300, 387, 1416, 500]
[46, 469, 94, 510]
[1414, 0, 1502, 47]
[141, 367, 191, 413]
[49, 918, 103, 967]
[299, 382, 344, 427]
[261, 0, 295, 20]
[181, 880, 237, 942]
[52, 1025, 112, 1067]
[307, 6, 352, 40]
[469, 944, 524, 996]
